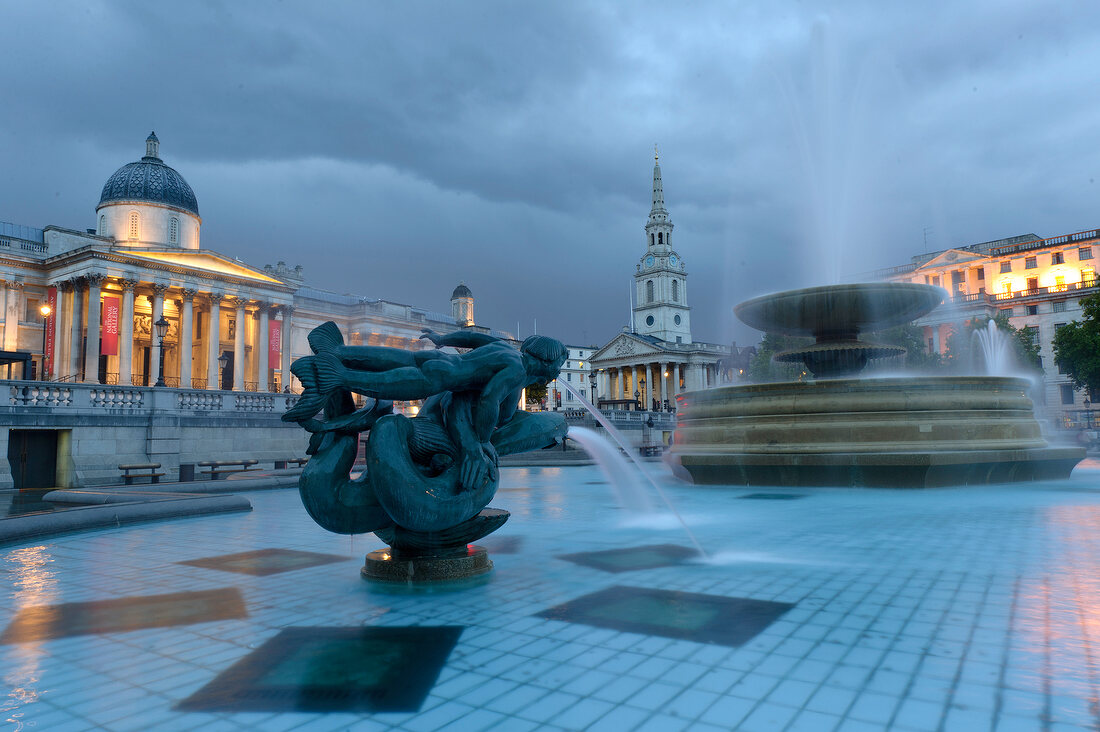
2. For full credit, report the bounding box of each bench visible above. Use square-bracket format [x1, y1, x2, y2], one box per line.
[638, 445, 663, 457]
[274, 457, 309, 469]
[118, 463, 165, 485]
[198, 459, 259, 480]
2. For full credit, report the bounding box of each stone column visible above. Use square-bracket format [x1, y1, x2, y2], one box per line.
[280, 305, 294, 393]
[232, 297, 247, 391]
[180, 289, 195, 389]
[51, 283, 66, 380]
[257, 304, 270, 392]
[646, 363, 655, 410]
[149, 283, 168, 386]
[69, 279, 85, 380]
[208, 293, 223, 390]
[119, 280, 136, 386]
[3, 280, 23, 352]
[83, 274, 104, 383]
[657, 362, 667, 408]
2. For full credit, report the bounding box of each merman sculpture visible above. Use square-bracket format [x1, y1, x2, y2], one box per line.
[282, 322, 567, 582]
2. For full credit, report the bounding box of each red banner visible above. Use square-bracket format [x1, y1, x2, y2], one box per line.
[101, 296, 119, 355]
[268, 319, 282, 366]
[44, 287, 57, 375]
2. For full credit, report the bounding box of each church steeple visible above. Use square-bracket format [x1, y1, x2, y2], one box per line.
[634, 150, 691, 343]
[648, 144, 669, 225]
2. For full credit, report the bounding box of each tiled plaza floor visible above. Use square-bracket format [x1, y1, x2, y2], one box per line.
[3, 463, 1100, 731]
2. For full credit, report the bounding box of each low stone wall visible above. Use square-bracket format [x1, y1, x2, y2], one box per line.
[1, 381, 308, 488]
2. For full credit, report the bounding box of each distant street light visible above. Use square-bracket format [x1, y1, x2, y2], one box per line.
[218, 352, 229, 390]
[639, 378, 647, 412]
[634, 388, 640, 411]
[588, 371, 597, 409]
[39, 303, 51, 381]
[154, 316, 169, 387]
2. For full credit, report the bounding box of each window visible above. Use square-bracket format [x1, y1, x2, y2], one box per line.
[1000, 261, 1012, 273]
[1026, 277, 1038, 291]
[1052, 252, 1065, 265]
[1053, 300, 1067, 313]
[932, 276, 941, 287]
[169, 217, 179, 245]
[674, 314, 682, 325]
[128, 211, 139, 240]
[645, 315, 654, 326]
[1055, 275, 1066, 291]
[1080, 246, 1093, 260]
[1055, 322, 1067, 332]
[1026, 304, 1037, 316]
[1061, 384, 1075, 405]
[1023, 325, 1039, 347]
[672, 280, 679, 302]
[1001, 282, 1012, 295]
[1000, 307, 1014, 317]
[566, 361, 570, 369]
[98, 214, 107, 236]
[951, 271, 964, 286]
[567, 373, 572, 381]
[650, 233, 654, 246]
[927, 338, 933, 352]
[646, 280, 654, 303]
[976, 268, 985, 280]
[1083, 267, 1097, 284]
[658, 232, 663, 245]
[25, 298, 41, 323]
[1025, 256, 1037, 269]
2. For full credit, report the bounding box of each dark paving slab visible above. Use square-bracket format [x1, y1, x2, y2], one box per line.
[178, 548, 351, 576]
[0, 587, 247, 644]
[536, 585, 793, 647]
[176, 626, 463, 713]
[739, 492, 807, 500]
[556, 543, 699, 573]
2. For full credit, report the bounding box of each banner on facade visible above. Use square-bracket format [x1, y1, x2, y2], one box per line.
[268, 319, 282, 366]
[44, 286, 57, 374]
[101, 296, 119, 355]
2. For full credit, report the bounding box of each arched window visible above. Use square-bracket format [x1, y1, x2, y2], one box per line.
[98, 215, 107, 236]
[672, 279, 680, 302]
[650, 233, 654, 246]
[658, 232, 663, 245]
[128, 211, 139, 241]
[646, 280, 654, 303]
[169, 217, 179, 245]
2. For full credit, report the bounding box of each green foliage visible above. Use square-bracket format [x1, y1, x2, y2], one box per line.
[868, 324, 941, 370]
[1053, 293, 1100, 395]
[747, 332, 811, 382]
[525, 381, 547, 407]
[943, 312, 1042, 374]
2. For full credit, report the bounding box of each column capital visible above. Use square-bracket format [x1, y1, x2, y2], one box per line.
[85, 272, 105, 287]
[5, 279, 25, 290]
[228, 296, 249, 310]
[150, 282, 170, 296]
[208, 291, 226, 305]
[69, 277, 86, 292]
[279, 304, 295, 318]
[180, 288, 198, 301]
[57, 280, 74, 293]
[119, 278, 139, 292]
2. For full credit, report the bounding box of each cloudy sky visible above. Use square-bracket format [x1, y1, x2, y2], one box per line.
[3, 1, 1099, 345]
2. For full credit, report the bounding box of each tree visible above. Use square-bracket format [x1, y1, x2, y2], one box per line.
[747, 332, 811, 382]
[868, 323, 942, 371]
[1053, 293, 1100, 397]
[943, 312, 1041, 374]
[524, 381, 547, 408]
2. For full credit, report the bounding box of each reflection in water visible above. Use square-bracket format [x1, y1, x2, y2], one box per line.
[2, 546, 58, 728]
[1013, 506, 1100, 726]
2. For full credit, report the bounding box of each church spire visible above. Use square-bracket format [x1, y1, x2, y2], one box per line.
[648, 144, 669, 224]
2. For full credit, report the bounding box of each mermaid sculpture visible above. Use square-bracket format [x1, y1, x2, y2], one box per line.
[282, 322, 568, 576]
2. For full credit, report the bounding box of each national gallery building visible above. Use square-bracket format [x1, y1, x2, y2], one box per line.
[0, 133, 496, 392]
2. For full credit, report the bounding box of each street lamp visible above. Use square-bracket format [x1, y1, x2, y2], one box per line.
[639, 377, 647, 412]
[634, 388, 640, 411]
[217, 352, 229, 391]
[588, 371, 597, 409]
[39, 303, 51, 381]
[154, 316, 169, 387]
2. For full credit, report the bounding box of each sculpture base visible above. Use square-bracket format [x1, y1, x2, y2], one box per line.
[362, 545, 494, 584]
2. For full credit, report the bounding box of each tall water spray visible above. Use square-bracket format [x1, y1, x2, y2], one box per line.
[973, 319, 1015, 376]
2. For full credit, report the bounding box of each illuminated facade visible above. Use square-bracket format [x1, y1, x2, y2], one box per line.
[0, 133, 505, 391]
[875, 227, 1100, 424]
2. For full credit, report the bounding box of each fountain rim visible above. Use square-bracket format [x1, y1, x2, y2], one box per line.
[734, 282, 948, 337]
[676, 374, 1036, 401]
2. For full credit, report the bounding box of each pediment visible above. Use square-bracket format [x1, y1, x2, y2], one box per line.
[591, 333, 667, 362]
[115, 248, 286, 284]
[916, 248, 990, 271]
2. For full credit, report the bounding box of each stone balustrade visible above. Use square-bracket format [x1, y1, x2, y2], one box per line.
[4, 380, 300, 416]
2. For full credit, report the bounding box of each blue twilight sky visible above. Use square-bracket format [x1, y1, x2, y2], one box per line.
[2, 1, 1099, 346]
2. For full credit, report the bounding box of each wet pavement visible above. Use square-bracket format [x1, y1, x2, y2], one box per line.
[3, 464, 1100, 730]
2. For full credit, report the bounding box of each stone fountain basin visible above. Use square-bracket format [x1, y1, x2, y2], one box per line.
[669, 376, 1085, 487]
[734, 283, 947, 337]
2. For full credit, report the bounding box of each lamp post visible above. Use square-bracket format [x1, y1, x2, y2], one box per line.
[639, 377, 646, 412]
[39, 303, 51, 381]
[588, 371, 597, 409]
[634, 388, 640, 412]
[1086, 398, 1093, 429]
[154, 316, 169, 387]
[217, 352, 229, 391]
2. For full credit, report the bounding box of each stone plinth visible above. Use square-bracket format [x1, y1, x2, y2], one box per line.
[361, 545, 493, 584]
[669, 376, 1086, 488]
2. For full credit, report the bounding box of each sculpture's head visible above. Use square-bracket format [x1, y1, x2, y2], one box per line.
[519, 335, 567, 385]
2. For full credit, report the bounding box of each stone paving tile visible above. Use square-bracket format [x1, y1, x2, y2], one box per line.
[3, 465, 1100, 730]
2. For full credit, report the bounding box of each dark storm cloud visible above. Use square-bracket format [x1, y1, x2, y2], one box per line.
[3, 1, 1100, 344]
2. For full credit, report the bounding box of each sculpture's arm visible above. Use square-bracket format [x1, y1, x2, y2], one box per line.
[420, 328, 501, 351]
[476, 364, 527, 444]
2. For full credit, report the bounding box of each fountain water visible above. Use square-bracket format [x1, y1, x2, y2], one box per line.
[557, 380, 706, 557]
[974, 319, 1015, 376]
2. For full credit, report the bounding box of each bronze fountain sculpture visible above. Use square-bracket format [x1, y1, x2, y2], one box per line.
[283, 323, 567, 583]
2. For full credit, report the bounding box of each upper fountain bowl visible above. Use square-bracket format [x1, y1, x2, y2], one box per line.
[734, 283, 947, 338]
